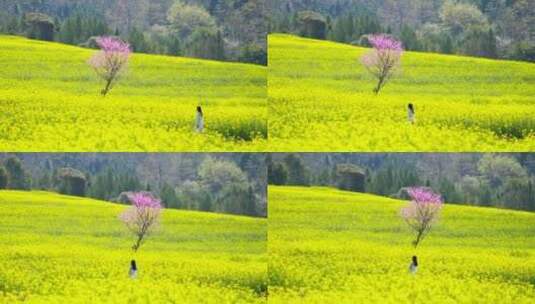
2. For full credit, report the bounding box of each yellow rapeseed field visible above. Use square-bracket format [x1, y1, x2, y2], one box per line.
[269, 186, 535, 303]
[0, 191, 267, 303]
[268, 34, 535, 151]
[0, 35, 267, 151]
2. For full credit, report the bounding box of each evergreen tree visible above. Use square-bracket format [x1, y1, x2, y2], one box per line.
[283, 154, 309, 186]
[485, 28, 498, 58]
[37, 172, 52, 190]
[342, 14, 354, 41]
[167, 36, 182, 56]
[160, 183, 178, 208]
[268, 162, 288, 185]
[438, 178, 461, 203]
[4, 157, 31, 190]
[245, 186, 257, 216]
[478, 183, 493, 206]
[440, 34, 454, 54]
[0, 166, 7, 189]
[331, 17, 347, 42]
[527, 180, 535, 211]
[129, 27, 148, 53]
[400, 25, 421, 51]
[186, 27, 225, 60]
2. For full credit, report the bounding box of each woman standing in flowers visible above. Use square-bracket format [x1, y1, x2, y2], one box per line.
[409, 256, 418, 274]
[401, 187, 443, 273]
[195, 106, 205, 133]
[129, 260, 138, 279]
[407, 103, 415, 124]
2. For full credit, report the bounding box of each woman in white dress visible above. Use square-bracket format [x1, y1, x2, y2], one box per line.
[195, 106, 204, 133]
[408, 103, 415, 124]
[129, 260, 137, 279]
[409, 255, 418, 274]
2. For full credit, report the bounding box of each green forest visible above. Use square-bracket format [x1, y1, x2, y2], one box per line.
[269, 0, 534, 61]
[268, 153, 535, 211]
[0, 153, 267, 217]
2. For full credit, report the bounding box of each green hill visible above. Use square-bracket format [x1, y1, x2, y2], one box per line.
[0, 36, 267, 151]
[268, 34, 535, 151]
[0, 191, 267, 303]
[268, 186, 535, 303]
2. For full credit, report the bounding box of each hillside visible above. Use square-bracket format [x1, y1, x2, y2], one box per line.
[268, 34, 535, 151]
[268, 186, 535, 303]
[269, 0, 534, 62]
[0, 35, 267, 151]
[0, 191, 267, 302]
[0, 0, 266, 64]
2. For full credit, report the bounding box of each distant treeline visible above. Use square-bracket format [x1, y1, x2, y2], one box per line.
[0, 153, 267, 217]
[269, 0, 534, 62]
[0, 0, 266, 65]
[268, 153, 535, 212]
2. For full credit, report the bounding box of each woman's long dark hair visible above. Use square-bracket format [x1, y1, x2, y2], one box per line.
[131, 260, 137, 271]
[412, 256, 418, 266]
[197, 106, 203, 117]
[408, 103, 414, 113]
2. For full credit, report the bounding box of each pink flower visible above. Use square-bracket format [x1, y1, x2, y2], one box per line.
[407, 187, 443, 205]
[127, 192, 162, 209]
[95, 36, 131, 54]
[367, 35, 404, 51]
[360, 35, 404, 94]
[401, 187, 443, 247]
[119, 192, 162, 252]
[88, 36, 131, 96]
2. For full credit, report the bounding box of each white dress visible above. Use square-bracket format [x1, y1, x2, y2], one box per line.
[195, 112, 204, 133]
[129, 268, 137, 279]
[408, 109, 415, 124]
[409, 263, 417, 274]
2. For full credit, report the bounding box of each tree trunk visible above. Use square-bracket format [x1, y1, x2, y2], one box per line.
[132, 234, 144, 252]
[413, 229, 424, 248]
[101, 78, 113, 96]
[374, 77, 385, 95]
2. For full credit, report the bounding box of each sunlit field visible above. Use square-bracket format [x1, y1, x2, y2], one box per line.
[268, 34, 535, 151]
[0, 191, 267, 303]
[0, 36, 267, 151]
[268, 186, 535, 303]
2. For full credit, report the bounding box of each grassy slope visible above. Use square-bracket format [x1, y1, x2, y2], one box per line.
[0, 191, 267, 303]
[269, 186, 535, 303]
[268, 34, 535, 151]
[0, 35, 267, 151]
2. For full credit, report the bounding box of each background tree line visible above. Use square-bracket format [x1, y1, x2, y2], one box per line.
[268, 153, 535, 212]
[0, 0, 267, 65]
[0, 153, 267, 217]
[269, 0, 534, 62]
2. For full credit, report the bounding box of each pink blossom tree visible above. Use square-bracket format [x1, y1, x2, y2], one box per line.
[360, 35, 403, 94]
[119, 192, 162, 252]
[401, 187, 443, 248]
[88, 36, 131, 96]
